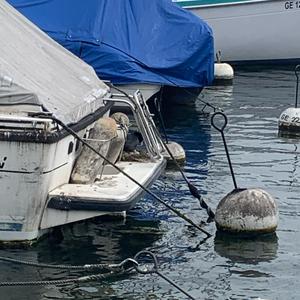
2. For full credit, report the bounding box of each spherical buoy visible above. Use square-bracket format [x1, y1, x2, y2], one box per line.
[213, 63, 234, 85]
[162, 141, 186, 164]
[215, 188, 278, 234]
[278, 107, 300, 137]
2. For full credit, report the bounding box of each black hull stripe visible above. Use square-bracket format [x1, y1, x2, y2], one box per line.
[0, 162, 68, 175]
[0, 102, 113, 144]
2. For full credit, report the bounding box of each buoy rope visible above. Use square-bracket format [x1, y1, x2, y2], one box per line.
[33, 113, 211, 237]
[152, 100, 215, 222]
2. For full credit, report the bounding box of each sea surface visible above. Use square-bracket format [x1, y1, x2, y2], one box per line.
[1, 65, 300, 300]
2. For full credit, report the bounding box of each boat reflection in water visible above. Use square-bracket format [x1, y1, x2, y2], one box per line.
[0, 215, 163, 299]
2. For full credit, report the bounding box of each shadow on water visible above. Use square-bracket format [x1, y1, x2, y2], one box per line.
[37, 215, 163, 263]
[214, 231, 278, 264]
[0, 216, 163, 300]
[233, 63, 298, 73]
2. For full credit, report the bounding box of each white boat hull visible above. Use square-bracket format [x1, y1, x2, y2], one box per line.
[41, 160, 166, 229]
[0, 91, 166, 243]
[0, 125, 93, 242]
[113, 84, 161, 101]
[177, 0, 300, 63]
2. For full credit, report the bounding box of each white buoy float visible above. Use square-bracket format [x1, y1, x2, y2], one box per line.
[278, 107, 300, 135]
[211, 112, 278, 235]
[278, 65, 300, 137]
[214, 62, 234, 85]
[151, 96, 186, 164]
[162, 141, 186, 164]
[213, 51, 234, 85]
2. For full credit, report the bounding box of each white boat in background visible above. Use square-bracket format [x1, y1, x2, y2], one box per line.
[112, 83, 161, 102]
[0, 1, 165, 243]
[174, 0, 300, 64]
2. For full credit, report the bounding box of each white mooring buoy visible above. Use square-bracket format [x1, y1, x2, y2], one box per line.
[162, 141, 186, 164]
[211, 112, 278, 235]
[278, 65, 300, 137]
[213, 63, 234, 85]
[278, 107, 300, 136]
[213, 51, 234, 85]
[215, 188, 278, 234]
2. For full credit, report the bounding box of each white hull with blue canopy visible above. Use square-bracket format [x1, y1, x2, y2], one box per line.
[175, 0, 300, 64]
[8, 0, 214, 100]
[0, 0, 166, 243]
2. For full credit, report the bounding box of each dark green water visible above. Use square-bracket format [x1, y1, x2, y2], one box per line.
[1, 65, 300, 299]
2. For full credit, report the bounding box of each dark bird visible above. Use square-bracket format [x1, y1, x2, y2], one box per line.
[124, 131, 143, 152]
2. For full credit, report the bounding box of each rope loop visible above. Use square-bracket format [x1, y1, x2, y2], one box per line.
[211, 111, 228, 133]
[133, 251, 159, 275]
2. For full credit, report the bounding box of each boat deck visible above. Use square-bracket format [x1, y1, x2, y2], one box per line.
[47, 160, 166, 212]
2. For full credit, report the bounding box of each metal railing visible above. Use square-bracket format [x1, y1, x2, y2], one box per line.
[104, 90, 163, 159]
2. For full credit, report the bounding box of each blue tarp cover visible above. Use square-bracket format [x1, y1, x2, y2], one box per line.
[8, 0, 214, 87]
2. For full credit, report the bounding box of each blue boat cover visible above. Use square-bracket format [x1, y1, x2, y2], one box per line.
[8, 0, 214, 87]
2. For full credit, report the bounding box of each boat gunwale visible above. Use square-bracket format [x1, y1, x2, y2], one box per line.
[0, 102, 113, 144]
[177, 0, 280, 9]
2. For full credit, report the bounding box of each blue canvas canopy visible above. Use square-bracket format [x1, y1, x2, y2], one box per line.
[8, 0, 214, 88]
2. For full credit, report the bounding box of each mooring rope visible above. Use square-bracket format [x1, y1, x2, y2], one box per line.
[33, 113, 211, 237]
[0, 251, 196, 299]
[152, 100, 215, 222]
[0, 256, 135, 271]
[0, 271, 124, 287]
[154, 95, 169, 144]
[133, 251, 197, 300]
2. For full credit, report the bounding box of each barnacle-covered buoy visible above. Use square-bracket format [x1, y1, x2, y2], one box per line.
[215, 188, 278, 234]
[278, 107, 300, 137]
[162, 141, 186, 164]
